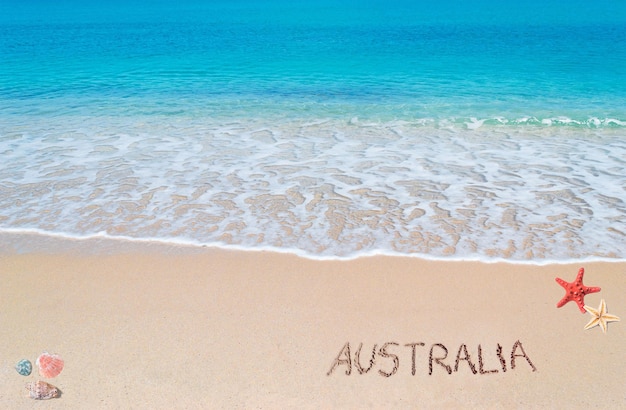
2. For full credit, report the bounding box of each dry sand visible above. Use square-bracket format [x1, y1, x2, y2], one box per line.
[1, 233, 624, 408]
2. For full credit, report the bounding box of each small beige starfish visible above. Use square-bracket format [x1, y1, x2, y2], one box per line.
[583, 299, 620, 333]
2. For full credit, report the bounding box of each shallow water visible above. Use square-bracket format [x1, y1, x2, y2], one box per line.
[1, 0, 625, 261]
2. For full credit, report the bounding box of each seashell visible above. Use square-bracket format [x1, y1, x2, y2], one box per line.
[25, 380, 61, 400]
[15, 359, 32, 376]
[36, 352, 64, 378]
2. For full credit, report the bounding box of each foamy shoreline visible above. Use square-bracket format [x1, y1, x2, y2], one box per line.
[2, 229, 625, 265]
[1, 233, 624, 408]
[3, 117, 625, 261]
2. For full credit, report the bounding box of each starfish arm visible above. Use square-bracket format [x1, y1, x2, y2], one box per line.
[556, 295, 571, 308]
[575, 267, 585, 282]
[584, 306, 599, 316]
[599, 318, 608, 333]
[584, 317, 600, 330]
[585, 286, 602, 294]
[555, 277, 568, 289]
[602, 314, 620, 323]
[574, 299, 587, 313]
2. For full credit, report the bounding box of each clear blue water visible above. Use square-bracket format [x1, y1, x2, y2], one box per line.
[1, 1, 626, 261]
[3, 0, 626, 120]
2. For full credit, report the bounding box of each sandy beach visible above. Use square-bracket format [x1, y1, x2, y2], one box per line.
[3, 0, 626, 408]
[0, 233, 624, 408]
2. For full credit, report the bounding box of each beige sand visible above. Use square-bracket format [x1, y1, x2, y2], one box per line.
[1, 234, 624, 408]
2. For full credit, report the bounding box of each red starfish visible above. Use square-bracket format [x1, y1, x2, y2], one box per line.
[555, 267, 601, 313]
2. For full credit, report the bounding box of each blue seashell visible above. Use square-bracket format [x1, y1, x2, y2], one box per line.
[15, 359, 32, 376]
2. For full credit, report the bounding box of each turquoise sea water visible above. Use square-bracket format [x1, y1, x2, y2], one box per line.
[1, 1, 626, 261]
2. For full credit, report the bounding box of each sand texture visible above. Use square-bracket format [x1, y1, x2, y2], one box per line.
[1, 235, 625, 408]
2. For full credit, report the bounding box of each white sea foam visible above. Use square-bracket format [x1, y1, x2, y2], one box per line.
[1, 227, 624, 265]
[1, 115, 625, 261]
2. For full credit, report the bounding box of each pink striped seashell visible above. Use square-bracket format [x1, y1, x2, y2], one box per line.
[26, 380, 61, 400]
[36, 352, 64, 378]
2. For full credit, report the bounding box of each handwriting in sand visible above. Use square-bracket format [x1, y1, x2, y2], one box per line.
[327, 340, 536, 376]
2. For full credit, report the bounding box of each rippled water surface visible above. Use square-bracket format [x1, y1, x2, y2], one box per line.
[1, 0, 625, 260]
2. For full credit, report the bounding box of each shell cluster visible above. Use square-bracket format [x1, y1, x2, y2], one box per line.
[25, 380, 61, 400]
[16, 352, 65, 400]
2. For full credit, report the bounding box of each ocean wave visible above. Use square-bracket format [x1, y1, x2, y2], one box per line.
[1, 115, 625, 262]
[462, 116, 626, 129]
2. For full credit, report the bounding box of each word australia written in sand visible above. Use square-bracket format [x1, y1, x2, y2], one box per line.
[327, 340, 537, 377]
